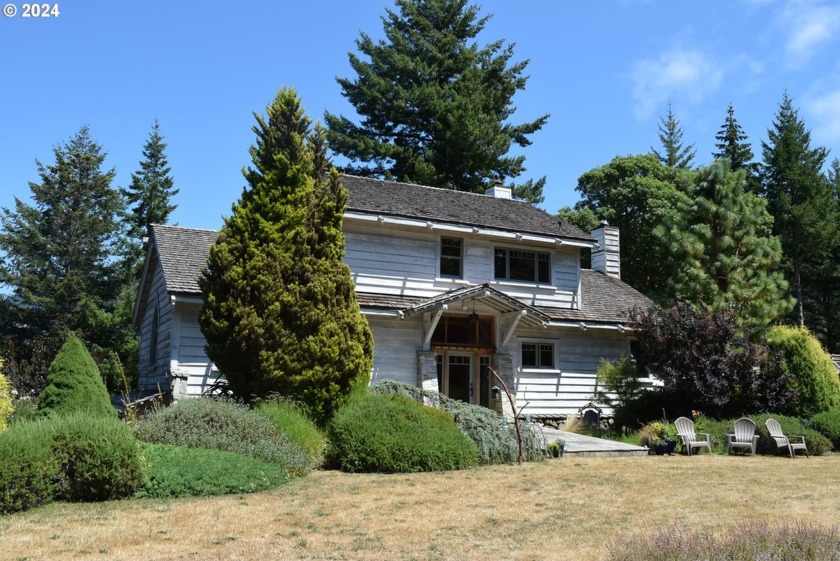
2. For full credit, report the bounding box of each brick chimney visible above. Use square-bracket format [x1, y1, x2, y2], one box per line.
[591, 221, 620, 279]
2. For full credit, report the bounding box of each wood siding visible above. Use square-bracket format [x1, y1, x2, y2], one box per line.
[171, 304, 220, 398]
[367, 315, 424, 385]
[137, 260, 174, 393]
[344, 222, 580, 309]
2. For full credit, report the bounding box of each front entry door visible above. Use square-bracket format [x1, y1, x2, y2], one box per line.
[447, 354, 472, 403]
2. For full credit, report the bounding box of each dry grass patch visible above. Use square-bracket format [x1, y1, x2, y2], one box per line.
[2, 455, 839, 561]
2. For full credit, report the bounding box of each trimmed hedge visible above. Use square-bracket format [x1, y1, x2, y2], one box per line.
[0, 413, 145, 514]
[254, 399, 325, 466]
[327, 392, 479, 473]
[133, 397, 313, 476]
[38, 334, 116, 419]
[371, 379, 545, 464]
[811, 409, 840, 450]
[767, 326, 840, 417]
[136, 443, 288, 499]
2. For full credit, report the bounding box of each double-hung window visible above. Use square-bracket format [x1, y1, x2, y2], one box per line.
[521, 342, 555, 369]
[494, 248, 550, 283]
[440, 237, 463, 278]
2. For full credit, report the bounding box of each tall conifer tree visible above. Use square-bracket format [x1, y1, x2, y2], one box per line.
[713, 103, 760, 192]
[656, 160, 792, 331]
[200, 88, 374, 424]
[651, 103, 696, 169]
[325, 0, 549, 203]
[760, 92, 832, 327]
[0, 127, 123, 347]
[121, 120, 178, 272]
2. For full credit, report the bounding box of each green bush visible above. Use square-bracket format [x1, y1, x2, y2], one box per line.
[136, 443, 288, 499]
[767, 325, 840, 417]
[254, 399, 325, 466]
[371, 379, 545, 464]
[608, 522, 840, 561]
[8, 399, 37, 425]
[810, 409, 840, 450]
[327, 392, 479, 473]
[0, 417, 60, 514]
[133, 397, 313, 476]
[38, 334, 116, 419]
[49, 412, 146, 502]
[0, 371, 12, 431]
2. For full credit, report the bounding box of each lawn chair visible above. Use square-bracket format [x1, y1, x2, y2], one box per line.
[674, 416, 712, 456]
[765, 418, 809, 458]
[726, 417, 759, 455]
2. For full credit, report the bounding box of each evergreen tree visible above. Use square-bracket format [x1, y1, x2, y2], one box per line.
[651, 103, 696, 169]
[38, 333, 116, 419]
[760, 92, 833, 328]
[713, 102, 760, 192]
[570, 154, 695, 300]
[656, 160, 792, 331]
[325, 0, 549, 204]
[200, 88, 374, 425]
[121, 120, 178, 273]
[0, 127, 124, 349]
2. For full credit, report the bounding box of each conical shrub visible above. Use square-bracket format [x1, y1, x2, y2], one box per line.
[38, 334, 115, 418]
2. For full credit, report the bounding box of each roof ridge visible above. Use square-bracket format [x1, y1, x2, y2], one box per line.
[153, 223, 219, 234]
[341, 174, 537, 206]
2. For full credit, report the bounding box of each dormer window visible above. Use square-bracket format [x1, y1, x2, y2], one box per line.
[440, 237, 463, 278]
[495, 248, 550, 283]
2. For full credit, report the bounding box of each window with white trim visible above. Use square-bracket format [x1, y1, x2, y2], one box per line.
[440, 237, 463, 278]
[494, 248, 550, 283]
[521, 342, 555, 369]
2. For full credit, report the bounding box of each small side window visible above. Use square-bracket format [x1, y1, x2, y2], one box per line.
[148, 302, 159, 367]
[440, 237, 463, 278]
[522, 342, 555, 369]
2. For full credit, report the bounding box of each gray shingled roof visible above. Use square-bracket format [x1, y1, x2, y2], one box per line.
[341, 175, 595, 243]
[152, 224, 217, 295]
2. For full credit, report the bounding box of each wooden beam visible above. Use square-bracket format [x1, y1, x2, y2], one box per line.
[423, 305, 447, 351]
[501, 310, 527, 347]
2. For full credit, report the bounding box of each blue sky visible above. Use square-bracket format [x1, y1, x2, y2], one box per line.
[2, 0, 840, 232]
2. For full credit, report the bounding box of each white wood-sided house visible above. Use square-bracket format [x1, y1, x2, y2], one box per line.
[134, 175, 652, 419]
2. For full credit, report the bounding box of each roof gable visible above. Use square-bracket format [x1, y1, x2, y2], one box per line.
[152, 224, 218, 295]
[341, 175, 594, 242]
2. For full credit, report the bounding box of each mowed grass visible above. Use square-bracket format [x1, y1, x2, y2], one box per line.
[2, 454, 839, 561]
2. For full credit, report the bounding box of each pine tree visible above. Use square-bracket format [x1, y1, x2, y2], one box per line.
[760, 92, 832, 328]
[121, 120, 178, 273]
[651, 103, 696, 169]
[656, 160, 792, 331]
[571, 154, 695, 300]
[0, 127, 124, 348]
[325, 0, 549, 204]
[200, 88, 374, 424]
[38, 333, 116, 419]
[713, 102, 760, 192]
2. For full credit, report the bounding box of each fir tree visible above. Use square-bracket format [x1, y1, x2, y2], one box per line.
[713, 102, 760, 192]
[656, 160, 792, 331]
[760, 92, 832, 328]
[200, 88, 374, 425]
[325, 0, 549, 203]
[651, 103, 696, 169]
[121, 120, 178, 273]
[38, 333, 116, 419]
[0, 127, 124, 348]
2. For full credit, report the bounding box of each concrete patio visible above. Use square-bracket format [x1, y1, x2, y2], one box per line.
[539, 426, 649, 457]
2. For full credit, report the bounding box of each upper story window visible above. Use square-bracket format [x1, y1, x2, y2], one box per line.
[494, 248, 550, 283]
[440, 237, 463, 278]
[521, 342, 555, 369]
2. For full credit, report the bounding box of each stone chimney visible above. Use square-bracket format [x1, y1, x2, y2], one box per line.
[485, 179, 512, 199]
[591, 221, 620, 279]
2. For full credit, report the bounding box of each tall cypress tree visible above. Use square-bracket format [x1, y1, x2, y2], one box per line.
[325, 0, 549, 203]
[121, 120, 178, 272]
[200, 88, 374, 424]
[0, 127, 123, 347]
[713, 103, 760, 192]
[656, 160, 792, 331]
[651, 103, 696, 169]
[760, 92, 832, 327]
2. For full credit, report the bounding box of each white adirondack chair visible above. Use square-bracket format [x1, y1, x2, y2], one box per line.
[726, 417, 759, 455]
[674, 416, 712, 456]
[765, 418, 809, 458]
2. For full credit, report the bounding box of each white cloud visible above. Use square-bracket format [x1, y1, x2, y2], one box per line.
[779, 1, 840, 67]
[631, 46, 725, 120]
[806, 88, 840, 143]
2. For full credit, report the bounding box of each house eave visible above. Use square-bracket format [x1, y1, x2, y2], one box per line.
[343, 211, 597, 249]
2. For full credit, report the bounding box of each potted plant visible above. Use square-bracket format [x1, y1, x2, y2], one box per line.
[547, 439, 566, 458]
[639, 421, 678, 455]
